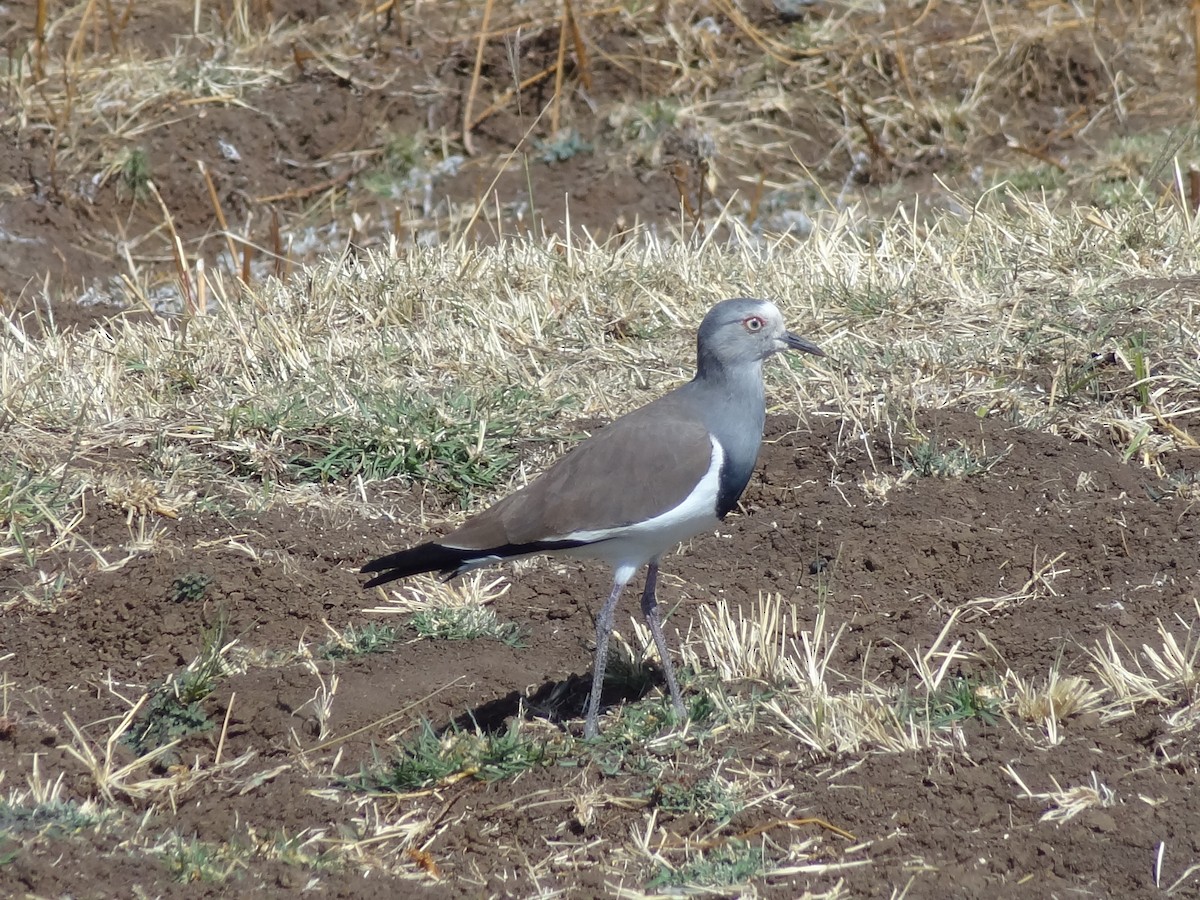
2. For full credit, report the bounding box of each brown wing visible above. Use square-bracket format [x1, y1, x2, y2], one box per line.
[444, 401, 714, 551]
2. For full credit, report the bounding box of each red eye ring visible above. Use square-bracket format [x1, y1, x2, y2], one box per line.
[744, 316, 765, 332]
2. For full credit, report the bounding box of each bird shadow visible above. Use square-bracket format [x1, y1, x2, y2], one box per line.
[450, 666, 668, 735]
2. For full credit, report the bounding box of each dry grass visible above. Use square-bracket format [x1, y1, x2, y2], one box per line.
[3, 1, 1197, 302]
[4, 195, 1198, 577]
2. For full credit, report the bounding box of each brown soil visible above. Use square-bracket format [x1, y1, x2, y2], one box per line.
[3, 409, 1199, 896]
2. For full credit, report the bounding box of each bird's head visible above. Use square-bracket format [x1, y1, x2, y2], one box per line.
[696, 297, 824, 373]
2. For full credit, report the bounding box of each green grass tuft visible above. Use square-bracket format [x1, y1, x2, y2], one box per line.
[0, 461, 73, 566]
[118, 147, 151, 201]
[651, 774, 743, 825]
[648, 841, 767, 890]
[898, 676, 1000, 728]
[125, 617, 229, 754]
[903, 438, 1003, 478]
[535, 128, 592, 164]
[170, 573, 212, 604]
[354, 720, 551, 792]
[318, 623, 400, 659]
[160, 836, 238, 884]
[223, 385, 550, 504]
[409, 604, 525, 647]
[0, 798, 102, 835]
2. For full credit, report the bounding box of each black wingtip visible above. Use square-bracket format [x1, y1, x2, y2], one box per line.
[360, 542, 473, 588]
[361, 538, 593, 589]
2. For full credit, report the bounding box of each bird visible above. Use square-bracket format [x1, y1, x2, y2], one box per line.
[362, 298, 824, 738]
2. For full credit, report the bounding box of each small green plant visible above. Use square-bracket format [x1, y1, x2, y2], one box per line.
[474, 722, 554, 781]
[996, 165, 1066, 196]
[160, 835, 239, 884]
[651, 775, 743, 825]
[125, 617, 229, 754]
[899, 676, 1000, 728]
[648, 841, 767, 890]
[622, 98, 679, 143]
[598, 694, 682, 748]
[12, 571, 70, 611]
[1166, 469, 1200, 500]
[362, 132, 429, 196]
[357, 721, 461, 792]
[355, 720, 551, 792]
[409, 604, 524, 647]
[225, 385, 554, 505]
[119, 147, 151, 201]
[535, 128, 592, 164]
[0, 461, 73, 566]
[170, 573, 212, 603]
[263, 832, 340, 871]
[1125, 331, 1152, 408]
[601, 640, 656, 702]
[318, 623, 399, 659]
[0, 798, 102, 836]
[902, 438, 1003, 478]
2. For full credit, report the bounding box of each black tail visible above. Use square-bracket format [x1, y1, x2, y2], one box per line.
[360, 543, 476, 587]
[361, 538, 591, 588]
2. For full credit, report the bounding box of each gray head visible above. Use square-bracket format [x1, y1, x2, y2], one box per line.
[695, 297, 824, 378]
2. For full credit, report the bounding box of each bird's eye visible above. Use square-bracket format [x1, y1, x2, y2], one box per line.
[744, 316, 765, 332]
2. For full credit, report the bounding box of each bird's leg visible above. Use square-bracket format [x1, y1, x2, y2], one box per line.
[584, 569, 633, 738]
[640, 557, 686, 722]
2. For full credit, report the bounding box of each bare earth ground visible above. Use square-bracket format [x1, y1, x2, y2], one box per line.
[3, 1, 1200, 898]
[2, 408, 1199, 896]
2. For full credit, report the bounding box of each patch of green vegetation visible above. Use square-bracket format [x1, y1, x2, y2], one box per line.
[585, 671, 719, 764]
[819, 276, 905, 318]
[648, 841, 768, 890]
[354, 720, 552, 792]
[1165, 469, 1200, 500]
[12, 571, 70, 611]
[594, 696, 682, 755]
[651, 774, 743, 825]
[362, 132, 431, 196]
[473, 722, 553, 782]
[996, 165, 1066, 195]
[170, 573, 212, 604]
[600, 643, 656, 702]
[158, 830, 338, 884]
[899, 677, 1000, 728]
[0, 461, 71, 566]
[535, 128, 592, 164]
[782, 20, 816, 52]
[902, 437, 1002, 478]
[224, 385, 549, 504]
[1125, 331, 1152, 407]
[1092, 177, 1144, 210]
[0, 798, 102, 836]
[357, 721, 460, 791]
[160, 835, 239, 884]
[1090, 130, 1196, 208]
[264, 832, 341, 871]
[319, 622, 400, 659]
[118, 146, 151, 201]
[685, 688, 721, 730]
[622, 98, 679, 143]
[125, 617, 228, 754]
[410, 604, 524, 647]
